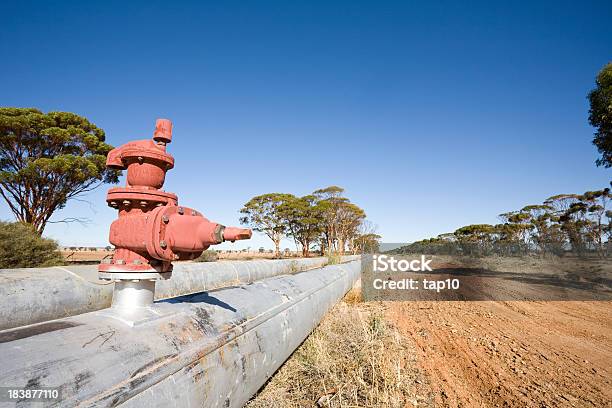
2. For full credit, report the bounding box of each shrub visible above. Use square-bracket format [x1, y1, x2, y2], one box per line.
[194, 249, 219, 262]
[0, 221, 63, 268]
[327, 252, 341, 265]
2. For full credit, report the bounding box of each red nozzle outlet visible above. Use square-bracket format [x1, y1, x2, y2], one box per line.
[223, 227, 252, 242]
[154, 119, 172, 144]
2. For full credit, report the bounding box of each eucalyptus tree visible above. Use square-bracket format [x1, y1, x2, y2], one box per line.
[544, 195, 586, 255]
[335, 201, 366, 255]
[515, 204, 564, 254]
[351, 233, 381, 254]
[568, 189, 610, 257]
[453, 224, 498, 256]
[313, 186, 348, 254]
[278, 195, 325, 257]
[239, 193, 295, 258]
[0, 108, 118, 234]
[350, 220, 378, 254]
[498, 211, 532, 253]
[588, 62, 612, 167]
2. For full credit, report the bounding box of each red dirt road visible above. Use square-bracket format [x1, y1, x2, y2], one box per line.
[387, 299, 612, 407]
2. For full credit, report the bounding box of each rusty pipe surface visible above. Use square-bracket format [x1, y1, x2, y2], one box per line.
[0, 260, 361, 407]
[0, 256, 359, 331]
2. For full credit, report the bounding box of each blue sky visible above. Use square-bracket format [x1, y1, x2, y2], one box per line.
[1, 0, 611, 250]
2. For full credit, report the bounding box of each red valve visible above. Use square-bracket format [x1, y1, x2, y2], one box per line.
[99, 119, 251, 275]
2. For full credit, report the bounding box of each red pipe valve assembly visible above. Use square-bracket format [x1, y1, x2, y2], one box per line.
[99, 119, 251, 281]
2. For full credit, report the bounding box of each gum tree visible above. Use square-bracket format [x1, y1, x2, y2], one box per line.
[588, 62, 612, 167]
[498, 211, 532, 254]
[580, 189, 610, 256]
[313, 186, 348, 254]
[0, 108, 119, 234]
[239, 193, 294, 258]
[453, 224, 498, 256]
[278, 195, 324, 257]
[545, 195, 585, 255]
[335, 201, 366, 255]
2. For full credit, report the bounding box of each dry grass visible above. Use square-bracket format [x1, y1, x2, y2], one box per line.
[247, 289, 425, 407]
[61, 250, 113, 263]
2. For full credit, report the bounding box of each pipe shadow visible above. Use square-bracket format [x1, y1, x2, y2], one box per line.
[159, 292, 237, 312]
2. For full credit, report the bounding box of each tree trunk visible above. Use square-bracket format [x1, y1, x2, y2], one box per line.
[337, 238, 344, 255]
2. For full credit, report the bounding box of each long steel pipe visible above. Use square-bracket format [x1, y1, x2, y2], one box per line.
[0, 256, 358, 331]
[0, 260, 361, 407]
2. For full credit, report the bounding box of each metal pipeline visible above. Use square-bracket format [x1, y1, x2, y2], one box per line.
[0, 256, 358, 331]
[0, 260, 361, 407]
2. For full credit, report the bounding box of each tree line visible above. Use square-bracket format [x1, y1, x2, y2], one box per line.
[239, 186, 380, 258]
[394, 185, 612, 258]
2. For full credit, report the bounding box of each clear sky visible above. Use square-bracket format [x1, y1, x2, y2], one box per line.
[1, 0, 611, 250]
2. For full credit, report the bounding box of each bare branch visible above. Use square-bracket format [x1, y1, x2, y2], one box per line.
[47, 217, 93, 227]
